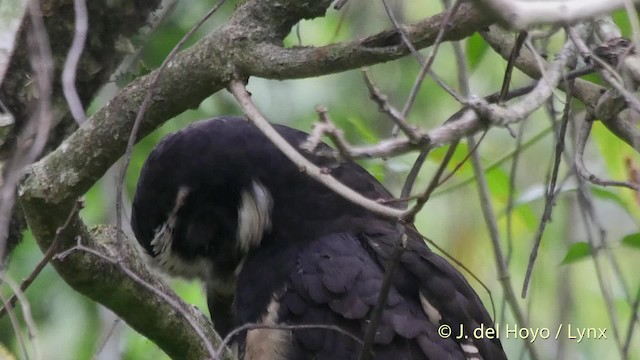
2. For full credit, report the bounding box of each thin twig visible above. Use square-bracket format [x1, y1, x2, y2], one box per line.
[230, 80, 405, 219]
[469, 32, 578, 126]
[433, 125, 553, 197]
[329, 66, 592, 163]
[0, 274, 40, 360]
[504, 121, 526, 265]
[621, 0, 640, 51]
[0, 0, 54, 262]
[624, 286, 640, 357]
[403, 142, 459, 222]
[0, 200, 83, 318]
[0, 291, 30, 360]
[310, 106, 354, 161]
[54, 239, 219, 358]
[574, 180, 624, 356]
[395, 4, 469, 210]
[380, 0, 424, 64]
[358, 227, 407, 360]
[467, 135, 539, 360]
[436, 130, 488, 187]
[575, 114, 640, 191]
[93, 317, 121, 360]
[362, 70, 421, 143]
[503, 119, 527, 322]
[110, 0, 179, 86]
[296, 68, 592, 165]
[522, 88, 572, 298]
[401, 0, 463, 118]
[567, 27, 640, 114]
[499, 31, 528, 103]
[399, 149, 430, 207]
[61, 0, 89, 124]
[406, 226, 497, 320]
[115, 0, 227, 246]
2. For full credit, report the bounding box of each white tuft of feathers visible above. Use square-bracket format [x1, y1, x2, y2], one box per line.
[236, 180, 273, 252]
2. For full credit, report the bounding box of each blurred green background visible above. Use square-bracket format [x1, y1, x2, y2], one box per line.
[1, 0, 640, 359]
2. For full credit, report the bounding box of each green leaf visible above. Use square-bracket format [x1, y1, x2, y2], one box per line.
[561, 242, 592, 265]
[486, 165, 510, 199]
[466, 32, 488, 70]
[622, 233, 640, 250]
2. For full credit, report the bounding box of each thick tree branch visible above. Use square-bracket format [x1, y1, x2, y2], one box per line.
[0, 0, 163, 158]
[238, 3, 491, 79]
[18, 209, 230, 360]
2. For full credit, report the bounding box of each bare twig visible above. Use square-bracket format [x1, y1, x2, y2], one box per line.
[574, 180, 624, 356]
[399, 149, 430, 207]
[61, 0, 89, 124]
[622, 0, 640, 49]
[93, 317, 121, 360]
[624, 287, 640, 357]
[401, 0, 463, 117]
[380, 0, 423, 64]
[0, 274, 40, 360]
[230, 80, 405, 219]
[575, 177, 638, 358]
[437, 131, 488, 188]
[482, 25, 640, 151]
[0, 200, 83, 318]
[469, 32, 577, 126]
[110, 0, 179, 87]
[575, 114, 640, 191]
[499, 32, 529, 102]
[0, 291, 29, 360]
[522, 89, 573, 298]
[403, 143, 459, 222]
[567, 27, 640, 115]
[504, 119, 527, 321]
[303, 106, 354, 161]
[362, 70, 421, 143]
[501, 33, 532, 275]
[54, 239, 219, 359]
[299, 73, 569, 162]
[468, 135, 539, 359]
[0, 0, 54, 261]
[358, 227, 407, 360]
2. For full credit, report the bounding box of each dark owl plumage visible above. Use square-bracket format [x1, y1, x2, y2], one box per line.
[131, 116, 507, 360]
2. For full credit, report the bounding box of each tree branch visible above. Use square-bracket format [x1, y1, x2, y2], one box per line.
[238, 3, 492, 79]
[472, 0, 640, 30]
[0, 0, 164, 260]
[230, 80, 406, 219]
[481, 25, 640, 152]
